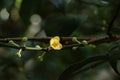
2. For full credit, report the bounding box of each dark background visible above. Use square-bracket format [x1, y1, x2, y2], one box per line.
[0, 0, 120, 80]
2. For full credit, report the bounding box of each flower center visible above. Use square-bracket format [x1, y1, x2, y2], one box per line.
[52, 40, 59, 47]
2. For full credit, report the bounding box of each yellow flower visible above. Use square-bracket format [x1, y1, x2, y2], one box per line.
[50, 36, 62, 50]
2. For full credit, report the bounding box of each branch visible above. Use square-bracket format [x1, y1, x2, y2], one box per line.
[107, 3, 120, 37]
[0, 36, 120, 51]
[63, 35, 120, 48]
[0, 37, 90, 43]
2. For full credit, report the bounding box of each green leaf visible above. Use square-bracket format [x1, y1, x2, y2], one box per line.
[20, 0, 39, 25]
[109, 60, 120, 75]
[49, 0, 72, 14]
[4, 0, 14, 11]
[49, 0, 63, 8]
[78, 0, 109, 6]
[0, 0, 14, 11]
[49, 0, 72, 8]
[58, 55, 107, 80]
[101, 1, 109, 5]
[0, 0, 4, 10]
[20, 0, 57, 26]
[106, 41, 120, 75]
[44, 14, 87, 36]
[107, 40, 120, 59]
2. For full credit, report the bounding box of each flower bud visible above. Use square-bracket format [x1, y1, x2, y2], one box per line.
[82, 40, 88, 45]
[16, 49, 22, 58]
[72, 37, 81, 44]
[8, 40, 19, 47]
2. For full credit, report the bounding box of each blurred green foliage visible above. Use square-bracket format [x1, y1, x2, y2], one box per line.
[0, 0, 120, 80]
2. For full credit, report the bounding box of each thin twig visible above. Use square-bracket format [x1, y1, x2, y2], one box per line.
[63, 35, 120, 48]
[107, 3, 120, 37]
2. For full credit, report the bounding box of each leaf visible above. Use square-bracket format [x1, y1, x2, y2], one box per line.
[101, 0, 109, 5]
[106, 41, 120, 75]
[4, 0, 14, 11]
[107, 40, 120, 59]
[58, 55, 107, 80]
[20, 0, 39, 25]
[44, 14, 87, 36]
[49, 0, 63, 8]
[49, 0, 72, 8]
[78, 0, 109, 6]
[49, 0, 72, 14]
[20, 0, 57, 26]
[0, 0, 4, 10]
[109, 59, 120, 75]
[65, 0, 72, 4]
[0, 0, 14, 11]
